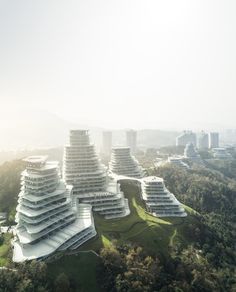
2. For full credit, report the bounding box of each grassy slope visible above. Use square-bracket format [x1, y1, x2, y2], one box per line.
[48, 181, 199, 291]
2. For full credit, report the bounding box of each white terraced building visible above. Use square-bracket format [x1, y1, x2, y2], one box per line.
[13, 156, 96, 262]
[141, 176, 187, 217]
[167, 156, 189, 170]
[109, 147, 145, 178]
[63, 130, 130, 219]
[63, 130, 107, 194]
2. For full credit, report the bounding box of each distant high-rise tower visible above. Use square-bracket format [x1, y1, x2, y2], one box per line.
[197, 131, 209, 149]
[102, 131, 112, 155]
[209, 132, 219, 148]
[176, 131, 197, 147]
[126, 130, 137, 153]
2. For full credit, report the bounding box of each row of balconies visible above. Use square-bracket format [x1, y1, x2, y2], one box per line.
[98, 207, 124, 215]
[22, 181, 58, 191]
[19, 186, 68, 202]
[17, 214, 76, 244]
[64, 166, 100, 173]
[23, 211, 75, 234]
[64, 171, 106, 177]
[80, 196, 122, 206]
[17, 204, 71, 225]
[59, 226, 95, 250]
[69, 229, 96, 250]
[17, 199, 71, 219]
[22, 171, 58, 181]
[19, 196, 67, 210]
[23, 217, 76, 245]
[22, 176, 58, 186]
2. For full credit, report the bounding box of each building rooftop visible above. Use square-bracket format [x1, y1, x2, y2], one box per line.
[23, 156, 48, 164]
[142, 176, 163, 183]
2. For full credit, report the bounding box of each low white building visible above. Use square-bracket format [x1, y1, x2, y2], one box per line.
[13, 156, 96, 262]
[141, 176, 187, 217]
[212, 148, 232, 159]
[167, 156, 189, 170]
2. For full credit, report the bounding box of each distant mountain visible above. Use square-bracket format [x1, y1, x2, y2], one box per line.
[0, 109, 103, 150]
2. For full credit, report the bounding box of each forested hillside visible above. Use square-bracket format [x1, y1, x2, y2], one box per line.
[0, 160, 24, 222]
[0, 160, 235, 291]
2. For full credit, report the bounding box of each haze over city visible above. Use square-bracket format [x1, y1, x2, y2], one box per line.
[0, 1, 236, 291]
[1, 0, 236, 132]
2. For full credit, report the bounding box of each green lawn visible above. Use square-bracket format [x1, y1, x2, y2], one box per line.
[79, 181, 197, 256]
[48, 180, 199, 291]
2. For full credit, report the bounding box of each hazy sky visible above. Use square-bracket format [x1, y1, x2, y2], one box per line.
[0, 0, 236, 130]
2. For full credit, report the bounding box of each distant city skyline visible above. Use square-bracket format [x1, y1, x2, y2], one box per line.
[1, 0, 236, 131]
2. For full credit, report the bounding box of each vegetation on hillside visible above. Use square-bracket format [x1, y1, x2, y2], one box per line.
[0, 160, 24, 223]
[0, 160, 235, 291]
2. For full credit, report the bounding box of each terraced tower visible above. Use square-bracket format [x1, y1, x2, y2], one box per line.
[13, 156, 96, 262]
[63, 130, 130, 219]
[109, 147, 144, 178]
[63, 130, 107, 195]
[141, 176, 187, 217]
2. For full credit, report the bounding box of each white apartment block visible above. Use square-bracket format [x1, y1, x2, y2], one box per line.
[13, 156, 96, 262]
[141, 176, 187, 217]
[109, 147, 145, 178]
[63, 130, 130, 219]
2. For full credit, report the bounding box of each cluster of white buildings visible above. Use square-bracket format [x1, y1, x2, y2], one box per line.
[102, 129, 137, 155]
[13, 129, 187, 262]
[176, 130, 219, 149]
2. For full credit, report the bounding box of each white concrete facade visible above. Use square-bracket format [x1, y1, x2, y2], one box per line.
[109, 147, 145, 178]
[13, 156, 96, 262]
[63, 130, 130, 219]
[141, 176, 187, 217]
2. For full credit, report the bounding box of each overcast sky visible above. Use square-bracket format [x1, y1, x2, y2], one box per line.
[0, 0, 236, 130]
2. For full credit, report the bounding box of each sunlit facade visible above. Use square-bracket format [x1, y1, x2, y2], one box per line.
[13, 156, 96, 262]
[63, 130, 130, 219]
[109, 147, 144, 178]
[141, 176, 187, 217]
